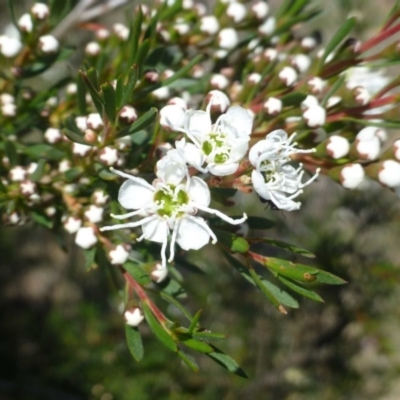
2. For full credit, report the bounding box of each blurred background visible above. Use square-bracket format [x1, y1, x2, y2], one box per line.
[1, 1, 400, 399]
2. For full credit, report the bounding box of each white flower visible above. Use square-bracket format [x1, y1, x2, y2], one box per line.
[1, 103, 17, 117]
[178, 104, 253, 176]
[249, 130, 319, 211]
[301, 36, 317, 50]
[59, 159, 71, 173]
[44, 128, 62, 143]
[159, 104, 186, 130]
[200, 15, 220, 35]
[64, 216, 82, 234]
[119, 105, 138, 123]
[345, 66, 389, 94]
[93, 190, 109, 205]
[124, 308, 144, 327]
[20, 180, 36, 196]
[109, 244, 130, 265]
[302, 104, 326, 128]
[31, 3, 50, 19]
[227, 2, 247, 23]
[10, 166, 26, 182]
[18, 14, 33, 32]
[99, 147, 119, 166]
[100, 168, 247, 268]
[75, 226, 98, 249]
[278, 66, 298, 86]
[84, 205, 104, 223]
[393, 139, 400, 161]
[258, 17, 276, 36]
[0, 35, 22, 58]
[353, 86, 371, 105]
[218, 28, 239, 50]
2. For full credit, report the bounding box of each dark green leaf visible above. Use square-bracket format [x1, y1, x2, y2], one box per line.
[161, 55, 203, 88]
[76, 73, 87, 115]
[256, 238, 315, 258]
[223, 251, 254, 285]
[116, 107, 157, 139]
[207, 347, 247, 378]
[245, 216, 275, 230]
[281, 92, 307, 107]
[79, 70, 104, 116]
[318, 17, 357, 69]
[24, 144, 65, 161]
[142, 303, 178, 352]
[101, 82, 116, 124]
[64, 167, 84, 182]
[188, 310, 202, 334]
[6, 0, 20, 31]
[158, 277, 186, 297]
[316, 270, 347, 285]
[5, 141, 18, 166]
[321, 74, 346, 107]
[127, 7, 143, 66]
[279, 276, 324, 302]
[62, 128, 93, 145]
[135, 39, 152, 73]
[125, 325, 144, 362]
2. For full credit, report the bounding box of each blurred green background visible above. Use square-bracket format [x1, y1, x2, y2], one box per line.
[1, 1, 400, 399]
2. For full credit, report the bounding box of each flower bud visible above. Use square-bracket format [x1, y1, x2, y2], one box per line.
[218, 28, 239, 50]
[75, 226, 98, 249]
[109, 244, 130, 265]
[99, 147, 119, 166]
[151, 262, 168, 283]
[263, 97, 282, 115]
[10, 166, 27, 182]
[393, 139, 400, 161]
[20, 180, 36, 196]
[113, 23, 129, 41]
[354, 127, 382, 160]
[278, 66, 297, 86]
[64, 216, 82, 234]
[353, 86, 371, 105]
[291, 54, 311, 73]
[124, 308, 144, 327]
[18, 14, 33, 32]
[227, 2, 247, 23]
[44, 127, 62, 144]
[86, 113, 103, 130]
[31, 3, 50, 19]
[85, 41, 101, 56]
[84, 205, 104, 223]
[307, 77, 326, 94]
[325, 135, 350, 159]
[119, 105, 138, 124]
[0, 36, 22, 58]
[210, 73, 229, 90]
[93, 190, 109, 205]
[206, 90, 231, 113]
[73, 143, 92, 157]
[159, 104, 186, 130]
[38, 35, 59, 53]
[301, 36, 318, 50]
[330, 163, 365, 189]
[251, 1, 269, 19]
[258, 17, 276, 36]
[377, 160, 400, 187]
[199, 15, 219, 36]
[303, 105, 326, 128]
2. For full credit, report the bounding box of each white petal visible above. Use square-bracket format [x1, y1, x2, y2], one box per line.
[252, 169, 271, 200]
[141, 218, 169, 243]
[176, 217, 210, 250]
[222, 106, 253, 137]
[208, 162, 239, 176]
[118, 178, 154, 210]
[187, 176, 211, 206]
[185, 110, 211, 140]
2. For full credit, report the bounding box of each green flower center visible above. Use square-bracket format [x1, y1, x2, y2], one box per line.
[202, 132, 230, 164]
[154, 185, 189, 218]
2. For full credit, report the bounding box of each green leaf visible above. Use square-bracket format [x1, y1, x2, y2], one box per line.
[278, 276, 324, 303]
[161, 55, 203, 88]
[223, 251, 254, 285]
[76, 73, 87, 115]
[79, 70, 104, 116]
[182, 338, 214, 353]
[317, 17, 357, 69]
[24, 144, 65, 161]
[316, 270, 347, 285]
[142, 303, 178, 352]
[158, 277, 186, 297]
[245, 216, 275, 230]
[342, 118, 400, 129]
[5, 141, 18, 166]
[188, 309, 202, 334]
[207, 347, 247, 378]
[159, 292, 193, 321]
[214, 229, 249, 253]
[192, 331, 226, 342]
[261, 279, 299, 309]
[95, 164, 119, 181]
[84, 246, 97, 271]
[31, 211, 53, 229]
[177, 350, 199, 372]
[135, 39, 152, 74]
[125, 325, 144, 362]
[321, 74, 346, 107]
[116, 65, 139, 108]
[116, 107, 158, 139]
[281, 92, 307, 107]
[30, 159, 46, 182]
[64, 167, 84, 182]
[127, 7, 143, 66]
[101, 82, 116, 124]
[255, 238, 315, 258]
[124, 262, 151, 285]
[248, 268, 282, 310]
[6, 0, 19, 31]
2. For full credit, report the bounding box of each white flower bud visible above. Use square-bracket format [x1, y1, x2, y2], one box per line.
[0, 35, 22, 58]
[1, 103, 17, 117]
[96, 28, 110, 41]
[93, 190, 109, 205]
[308, 77, 326, 94]
[303, 105, 326, 128]
[354, 86, 371, 105]
[38, 35, 59, 53]
[291, 54, 311, 73]
[248, 73, 262, 84]
[263, 97, 282, 115]
[264, 48, 278, 61]
[227, 2, 247, 23]
[301, 95, 319, 110]
[45, 207, 56, 217]
[99, 147, 119, 166]
[9, 212, 21, 225]
[59, 159, 71, 173]
[75, 116, 87, 132]
[218, 28, 239, 50]
[44, 127, 62, 143]
[0, 93, 15, 104]
[159, 104, 186, 130]
[75, 226, 98, 249]
[200, 15, 220, 35]
[378, 160, 400, 187]
[252, 1, 269, 19]
[10, 166, 26, 182]
[355, 127, 382, 160]
[124, 308, 144, 327]
[86, 113, 103, 130]
[64, 216, 82, 234]
[31, 3, 50, 19]
[341, 164, 365, 189]
[84, 205, 104, 223]
[73, 143, 92, 157]
[18, 14, 33, 32]
[206, 90, 231, 113]
[20, 180, 36, 196]
[393, 139, 400, 161]
[113, 23, 129, 41]
[174, 22, 190, 35]
[258, 17, 276, 36]
[152, 86, 170, 100]
[109, 244, 130, 265]
[278, 66, 298, 86]
[301, 36, 317, 50]
[168, 97, 187, 109]
[326, 135, 350, 159]
[210, 73, 229, 89]
[85, 41, 101, 56]
[119, 106, 138, 124]
[151, 263, 168, 283]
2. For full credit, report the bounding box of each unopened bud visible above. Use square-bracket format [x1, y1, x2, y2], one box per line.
[31, 3, 50, 19]
[38, 35, 59, 53]
[278, 66, 298, 87]
[75, 226, 98, 249]
[109, 244, 130, 265]
[124, 308, 144, 327]
[263, 97, 282, 115]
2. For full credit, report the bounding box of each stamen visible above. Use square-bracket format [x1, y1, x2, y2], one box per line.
[192, 202, 247, 225]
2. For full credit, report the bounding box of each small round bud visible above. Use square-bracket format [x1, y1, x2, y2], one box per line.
[308, 77, 326, 94]
[109, 244, 130, 265]
[340, 163, 365, 189]
[378, 160, 400, 187]
[251, 1, 269, 19]
[44, 127, 62, 144]
[200, 15, 219, 35]
[151, 263, 168, 283]
[84, 205, 104, 224]
[96, 28, 110, 41]
[0, 35, 22, 58]
[31, 3, 50, 19]
[247, 73, 262, 84]
[75, 116, 87, 132]
[301, 36, 317, 50]
[264, 48, 278, 62]
[124, 308, 144, 327]
[278, 66, 298, 86]
[303, 105, 326, 128]
[218, 28, 239, 50]
[20, 180, 36, 196]
[206, 90, 231, 113]
[119, 105, 138, 124]
[258, 17, 276, 36]
[38, 35, 59, 53]
[85, 41, 101, 56]
[93, 190, 109, 205]
[210, 73, 229, 90]
[353, 86, 371, 105]
[18, 14, 33, 32]
[1, 103, 17, 117]
[263, 97, 282, 115]
[64, 216, 82, 234]
[355, 127, 382, 160]
[113, 23, 129, 41]
[326, 135, 350, 159]
[227, 2, 247, 23]
[86, 113, 103, 130]
[75, 226, 98, 249]
[291, 54, 311, 73]
[73, 143, 92, 157]
[99, 147, 119, 166]
[10, 166, 27, 182]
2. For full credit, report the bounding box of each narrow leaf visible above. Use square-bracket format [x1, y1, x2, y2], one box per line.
[120, 65, 138, 106]
[255, 238, 315, 258]
[208, 347, 248, 378]
[101, 82, 116, 124]
[177, 350, 199, 372]
[192, 331, 226, 342]
[79, 70, 104, 116]
[279, 276, 324, 302]
[261, 279, 299, 308]
[182, 338, 214, 353]
[159, 291, 193, 321]
[125, 325, 144, 362]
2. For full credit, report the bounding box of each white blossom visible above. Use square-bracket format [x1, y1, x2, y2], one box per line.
[86, 113, 103, 130]
[1, 103, 17, 117]
[84, 205, 104, 223]
[93, 190, 109, 205]
[10, 166, 26, 182]
[18, 14, 33, 32]
[355, 126, 382, 160]
[119, 105, 138, 123]
[59, 159, 71, 173]
[308, 77, 326, 94]
[301, 36, 318, 50]
[64, 216, 82, 234]
[206, 90, 231, 113]
[159, 104, 186, 130]
[151, 262, 169, 283]
[0, 35, 22, 58]
[100, 168, 247, 268]
[252, 1, 269, 19]
[31, 3, 50, 19]
[99, 147, 119, 166]
[73, 143, 92, 157]
[75, 226, 98, 249]
[263, 97, 282, 115]
[109, 244, 130, 265]
[85, 41, 101, 56]
[38, 35, 59, 53]
[200, 15, 220, 35]
[218, 28, 239, 50]
[291, 54, 311, 73]
[124, 308, 144, 326]
[227, 2, 247, 23]
[278, 66, 298, 86]
[44, 127, 62, 143]
[258, 17, 276, 36]
[113, 23, 129, 41]
[20, 180, 36, 196]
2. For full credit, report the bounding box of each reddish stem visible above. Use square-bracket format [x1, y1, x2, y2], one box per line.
[360, 22, 400, 53]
